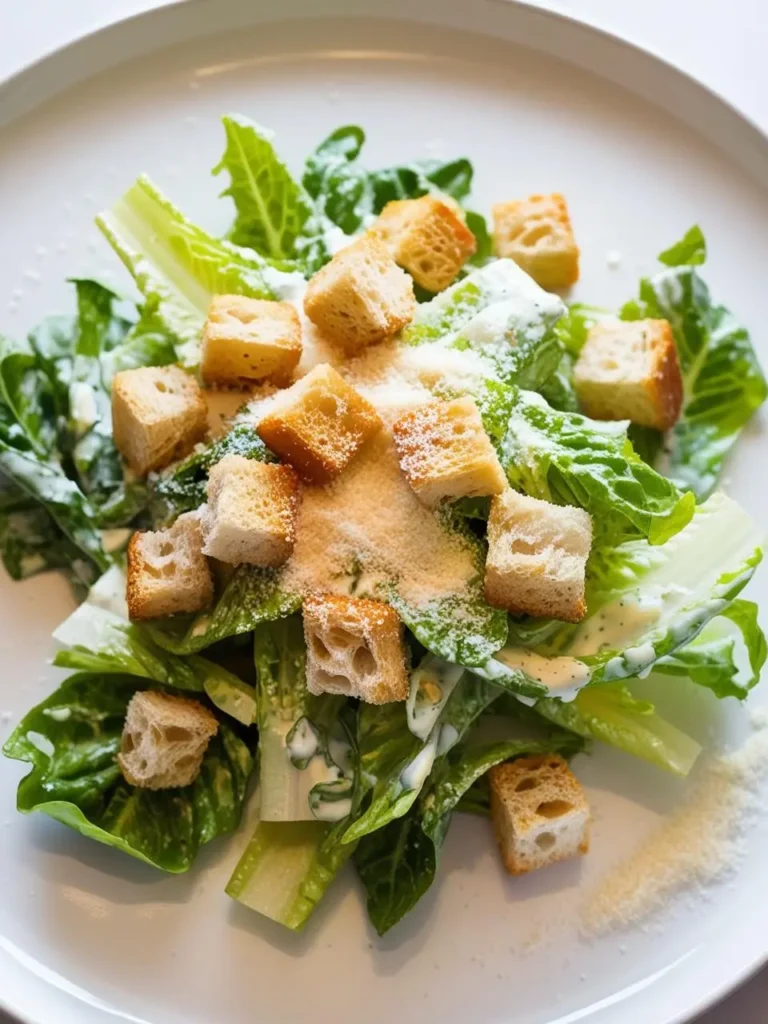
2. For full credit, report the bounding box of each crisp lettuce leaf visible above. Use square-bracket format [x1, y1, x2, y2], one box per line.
[3, 673, 255, 872]
[482, 493, 762, 704]
[214, 114, 313, 258]
[534, 684, 701, 776]
[489, 386, 695, 546]
[621, 229, 767, 498]
[655, 599, 766, 700]
[96, 175, 294, 365]
[355, 729, 584, 935]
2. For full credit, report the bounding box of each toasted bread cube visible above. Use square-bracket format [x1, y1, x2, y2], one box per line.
[201, 455, 299, 567]
[303, 235, 416, 354]
[573, 319, 683, 431]
[112, 365, 208, 476]
[485, 490, 592, 623]
[126, 511, 213, 620]
[489, 754, 590, 875]
[201, 295, 302, 387]
[492, 194, 579, 291]
[371, 195, 477, 293]
[257, 364, 381, 484]
[118, 690, 218, 790]
[303, 594, 408, 704]
[392, 397, 506, 508]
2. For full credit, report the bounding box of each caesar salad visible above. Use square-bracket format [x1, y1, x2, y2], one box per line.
[1, 115, 766, 935]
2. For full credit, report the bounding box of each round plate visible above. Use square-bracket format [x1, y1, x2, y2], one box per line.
[1, 3, 767, 1023]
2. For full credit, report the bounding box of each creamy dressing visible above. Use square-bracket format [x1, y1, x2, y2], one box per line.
[84, 565, 129, 619]
[43, 707, 72, 722]
[26, 731, 54, 758]
[496, 647, 590, 701]
[286, 717, 319, 765]
[400, 731, 438, 792]
[70, 382, 98, 432]
[406, 657, 463, 741]
[260, 265, 308, 304]
[437, 723, 459, 756]
[569, 593, 665, 656]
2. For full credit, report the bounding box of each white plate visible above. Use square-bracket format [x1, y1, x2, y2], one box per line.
[1, 2, 767, 1022]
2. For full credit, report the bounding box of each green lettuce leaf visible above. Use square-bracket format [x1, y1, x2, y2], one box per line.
[3, 673, 255, 872]
[146, 564, 301, 655]
[655, 599, 766, 700]
[96, 175, 296, 366]
[214, 114, 313, 258]
[490, 386, 695, 545]
[621, 229, 767, 498]
[534, 684, 701, 776]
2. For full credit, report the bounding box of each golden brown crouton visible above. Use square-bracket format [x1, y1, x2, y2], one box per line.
[118, 690, 218, 790]
[201, 455, 299, 567]
[492, 194, 579, 291]
[484, 490, 592, 623]
[303, 594, 409, 704]
[112, 365, 207, 476]
[256, 363, 381, 484]
[303, 235, 416, 353]
[573, 319, 683, 431]
[126, 512, 213, 620]
[489, 754, 590, 875]
[200, 295, 302, 387]
[371, 195, 477, 292]
[392, 396, 506, 508]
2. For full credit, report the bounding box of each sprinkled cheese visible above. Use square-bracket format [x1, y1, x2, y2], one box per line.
[581, 710, 768, 935]
[282, 431, 481, 610]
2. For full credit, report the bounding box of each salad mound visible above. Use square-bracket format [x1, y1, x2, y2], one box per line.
[1, 116, 766, 936]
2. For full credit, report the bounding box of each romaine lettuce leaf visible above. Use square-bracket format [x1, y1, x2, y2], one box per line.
[355, 730, 584, 935]
[214, 114, 313, 258]
[488, 386, 695, 545]
[534, 684, 701, 776]
[621, 228, 767, 498]
[96, 176, 294, 365]
[3, 673, 255, 872]
[146, 563, 300, 655]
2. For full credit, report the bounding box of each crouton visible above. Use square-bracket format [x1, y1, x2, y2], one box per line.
[489, 754, 590, 875]
[112, 365, 207, 476]
[118, 690, 218, 790]
[257, 363, 381, 484]
[303, 594, 408, 704]
[573, 319, 683, 431]
[371, 195, 477, 292]
[126, 511, 213, 620]
[200, 295, 302, 387]
[201, 455, 299, 566]
[491, 194, 579, 291]
[392, 396, 506, 507]
[303, 235, 416, 353]
[484, 490, 592, 623]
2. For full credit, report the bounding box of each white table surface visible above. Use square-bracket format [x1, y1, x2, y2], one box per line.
[0, 1, 765, 1021]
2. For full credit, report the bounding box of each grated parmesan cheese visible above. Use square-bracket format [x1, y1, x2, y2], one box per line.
[282, 431, 480, 609]
[581, 709, 768, 935]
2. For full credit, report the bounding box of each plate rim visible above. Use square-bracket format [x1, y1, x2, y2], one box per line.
[0, 2, 766, 1023]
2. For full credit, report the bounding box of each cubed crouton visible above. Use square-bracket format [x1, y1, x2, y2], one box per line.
[573, 319, 683, 431]
[492, 194, 579, 291]
[371, 195, 477, 293]
[257, 363, 381, 484]
[303, 235, 416, 353]
[112, 365, 207, 476]
[201, 454, 299, 566]
[118, 690, 218, 790]
[126, 511, 213, 620]
[489, 754, 590, 875]
[484, 490, 592, 622]
[303, 594, 409, 704]
[392, 396, 506, 508]
[201, 295, 302, 387]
